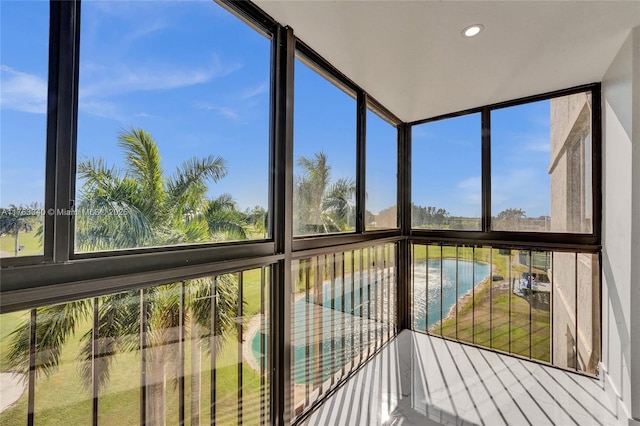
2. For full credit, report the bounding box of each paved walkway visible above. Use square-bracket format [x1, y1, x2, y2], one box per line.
[0, 372, 26, 412]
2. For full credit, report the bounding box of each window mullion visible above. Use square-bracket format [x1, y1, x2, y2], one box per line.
[481, 107, 491, 233]
[356, 91, 367, 233]
[51, 0, 80, 262]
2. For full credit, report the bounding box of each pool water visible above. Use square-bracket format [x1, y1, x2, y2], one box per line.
[412, 259, 490, 330]
[251, 261, 489, 384]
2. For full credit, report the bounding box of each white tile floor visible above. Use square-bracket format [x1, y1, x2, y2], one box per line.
[302, 330, 622, 426]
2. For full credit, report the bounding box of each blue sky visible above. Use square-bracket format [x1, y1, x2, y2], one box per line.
[412, 113, 482, 218]
[1, 0, 550, 218]
[491, 100, 552, 218]
[412, 100, 552, 218]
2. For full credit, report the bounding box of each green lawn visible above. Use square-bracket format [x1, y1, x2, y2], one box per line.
[430, 249, 551, 363]
[0, 269, 269, 425]
[0, 311, 29, 371]
[411, 245, 551, 361]
[0, 229, 43, 257]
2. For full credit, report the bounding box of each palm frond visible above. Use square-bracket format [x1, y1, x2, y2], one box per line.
[75, 194, 153, 251]
[118, 127, 166, 211]
[204, 194, 248, 240]
[322, 177, 356, 222]
[77, 157, 122, 194]
[5, 301, 92, 383]
[167, 155, 228, 215]
[77, 291, 142, 391]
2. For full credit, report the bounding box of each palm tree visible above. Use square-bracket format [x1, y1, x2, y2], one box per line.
[245, 205, 268, 239]
[75, 127, 249, 251]
[0, 203, 39, 256]
[204, 193, 249, 241]
[5, 278, 239, 425]
[294, 152, 356, 234]
[5, 127, 248, 425]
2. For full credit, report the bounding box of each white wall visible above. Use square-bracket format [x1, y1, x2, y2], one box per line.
[601, 25, 640, 426]
[632, 24, 640, 426]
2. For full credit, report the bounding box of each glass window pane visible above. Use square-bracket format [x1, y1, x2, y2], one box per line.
[0, 269, 271, 424]
[96, 291, 141, 424]
[366, 108, 397, 230]
[411, 114, 481, 230]
[75, 1, 271, 253]
[0, 309, 30, 425]
[551, 252, 577, 369]
[240, 268, 270, 425]
[491, 92, 593, 233]
[576, 253, 599, 374]
[293, 57, 356, 236]
[471, 247, 493, 347]
[0, 1, 48, 257]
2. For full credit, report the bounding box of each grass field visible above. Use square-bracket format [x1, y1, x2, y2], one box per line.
[438, 279, 551, 361]
[0, 229, 43, 257]
[412, 244, 552, 362]
[0, 268, 269, 426]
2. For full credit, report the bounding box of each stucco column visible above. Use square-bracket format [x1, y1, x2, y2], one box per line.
[629, 25, 640, 426]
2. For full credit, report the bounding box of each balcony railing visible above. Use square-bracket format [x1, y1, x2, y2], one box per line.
[1, 239, 602, 425]
[291, 242, 398, 420]
[410, 242, 600, 375]
[0, 267, 272, 426]
[0, 241, 400, 425]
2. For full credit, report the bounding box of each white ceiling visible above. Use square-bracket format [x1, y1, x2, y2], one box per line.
[255, 0, 640, 122]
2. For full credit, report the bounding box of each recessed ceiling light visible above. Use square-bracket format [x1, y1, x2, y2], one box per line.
[462, 24, 484, 37]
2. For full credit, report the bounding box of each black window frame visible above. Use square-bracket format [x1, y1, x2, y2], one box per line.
[407, 83, 602, 250]
[290, 40, 402, 252]
[364, 97, 402, 232]
[0, 0, 281, 272]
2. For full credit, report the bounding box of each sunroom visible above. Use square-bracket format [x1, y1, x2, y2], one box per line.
[1, 1, 639, 425]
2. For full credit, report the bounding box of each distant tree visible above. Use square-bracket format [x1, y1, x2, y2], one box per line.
[245, 205, 268, 238]
[294, 152, 355, 234]
[0, 203, 39, 256]
[411, 204, 450, 226]
[496, 208, 527, 221]
[203, 193, 249, 241]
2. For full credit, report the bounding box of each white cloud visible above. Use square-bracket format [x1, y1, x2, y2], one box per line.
[497, 130, 550, 155]
[193, 102, 240, 121]
[455, 176, 481, 211]
[133, 112, 155, 118]
[411, 126, 435, 141]
[457, 176, 480, 190]
[492, 167, 549, 216]
[0, 66, 48, 114]
[213, 107, 240, 121]
[123, 20, 167, 45]
[80, 58, 238, 99]
[78, 100, 125, 121]
[523, 136, 550, 153]
[74, 54, 241, 121]
[240, 82, 268, 100]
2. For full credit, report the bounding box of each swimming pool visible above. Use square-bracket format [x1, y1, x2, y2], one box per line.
[412, 259, 490, 330]
[251, 260, 489, 384]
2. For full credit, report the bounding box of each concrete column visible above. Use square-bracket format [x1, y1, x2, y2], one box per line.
[629, 25, 640, 426]
[602, 24, 640, 426]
